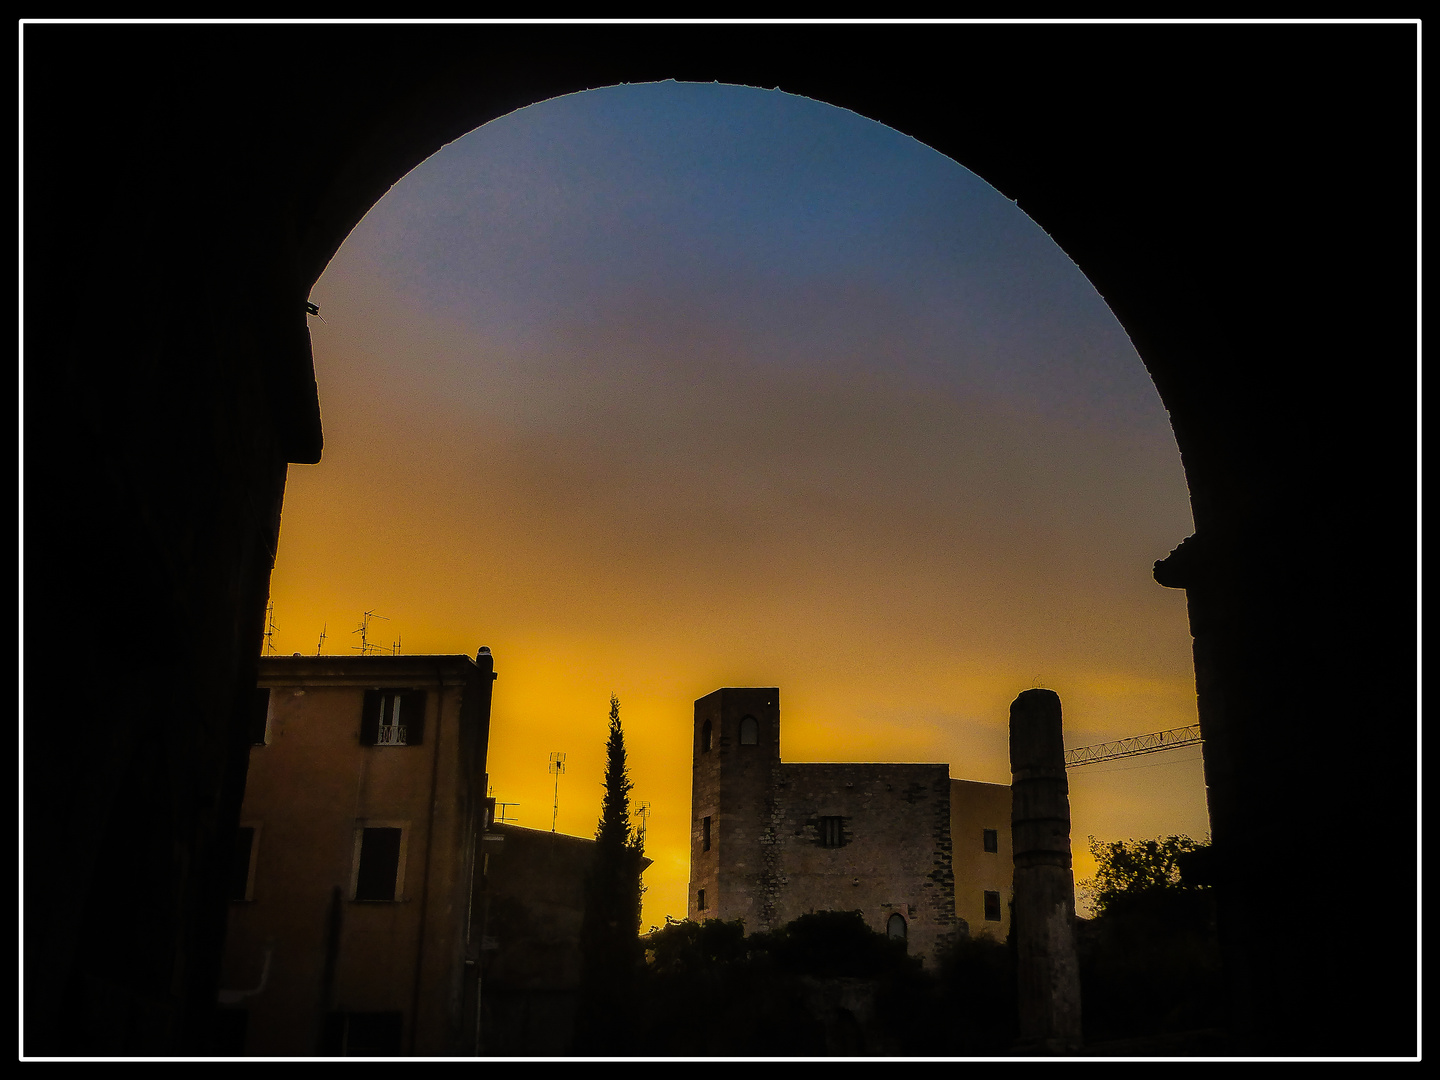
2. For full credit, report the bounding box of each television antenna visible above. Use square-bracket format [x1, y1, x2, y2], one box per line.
[263, 600, 278, 654]
[548, 752, 566, 834]
[316, 624, 327, 655]
[636, 801, 651, 846]
[351, 610, 389, 655]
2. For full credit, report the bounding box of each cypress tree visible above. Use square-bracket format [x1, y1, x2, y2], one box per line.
[573, 694, 644, 1055]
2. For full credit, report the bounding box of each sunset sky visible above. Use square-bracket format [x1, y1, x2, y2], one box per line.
[268, 81, 1209, 928]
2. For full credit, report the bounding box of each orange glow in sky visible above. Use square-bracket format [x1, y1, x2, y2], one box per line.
[266, 82, 1210, 929]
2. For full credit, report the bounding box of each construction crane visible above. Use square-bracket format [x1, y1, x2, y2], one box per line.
[1064, 725, 1203, 768]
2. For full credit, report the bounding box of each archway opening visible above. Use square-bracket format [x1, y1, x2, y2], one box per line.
[269, 81, 1204, 932]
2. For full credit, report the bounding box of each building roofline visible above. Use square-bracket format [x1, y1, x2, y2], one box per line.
[257, 652, 489, 683]
[780, 760, 950, 770]
[489, 822, 595, 844]
[488, 822, 653, 871]
[259, 653, 479, 662]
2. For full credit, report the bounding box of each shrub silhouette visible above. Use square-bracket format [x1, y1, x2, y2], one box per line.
[755, 910, 919, 980]
[637, 911, 1015, 1056]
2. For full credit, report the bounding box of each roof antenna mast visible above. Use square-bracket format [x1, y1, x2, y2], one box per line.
[263, 600, 278, 655]
[352, 610, 389, 656]
[548, 752, 566, 834]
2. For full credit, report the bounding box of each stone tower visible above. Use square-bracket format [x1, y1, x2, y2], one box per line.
[687, 687, 781, 928]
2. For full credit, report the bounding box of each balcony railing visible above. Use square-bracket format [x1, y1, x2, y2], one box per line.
[376, 724, 408, 746]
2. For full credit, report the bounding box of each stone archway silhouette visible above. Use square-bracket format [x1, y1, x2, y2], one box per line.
[24, 23, 1415, 1056]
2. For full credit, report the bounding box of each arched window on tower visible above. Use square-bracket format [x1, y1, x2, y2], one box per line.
[887, 913, 907, 944]
[701, 720, 712, 753]
[739, 715, 759, 745]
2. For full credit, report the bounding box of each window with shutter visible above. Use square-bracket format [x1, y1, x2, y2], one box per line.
[360, 689, 427, 746]
[401, 689, 426, 746]
[375, 692, 405, 745]
[360, 689, 381, 745]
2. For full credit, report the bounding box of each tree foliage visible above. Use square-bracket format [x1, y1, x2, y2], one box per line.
[573, 694, 645, 1055]
[1076, 834, 1225, 1043]
[645, 916, 749, 978]
[1083, 834, 1211, 919]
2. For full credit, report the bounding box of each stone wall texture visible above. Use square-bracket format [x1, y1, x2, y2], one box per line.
[690, 688, 997, 968]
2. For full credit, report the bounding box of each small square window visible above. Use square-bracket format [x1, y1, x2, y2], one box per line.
[702, 815, 711, 852]
[697, 888, 706, 912]
[984, 890, 1002, 921]
[983, 828, 999, 853]
[819, 816, 844, 848]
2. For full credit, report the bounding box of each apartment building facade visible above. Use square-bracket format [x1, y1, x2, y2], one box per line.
[218, 650, 496, 1055]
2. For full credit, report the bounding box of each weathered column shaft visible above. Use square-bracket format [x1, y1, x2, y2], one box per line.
[1009, 688, 1083, 1053]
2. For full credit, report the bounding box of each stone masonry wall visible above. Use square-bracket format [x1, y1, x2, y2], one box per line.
[767, 763, 957, 967]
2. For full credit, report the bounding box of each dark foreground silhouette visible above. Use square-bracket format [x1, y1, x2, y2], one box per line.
[626, 906, 1226, 1057]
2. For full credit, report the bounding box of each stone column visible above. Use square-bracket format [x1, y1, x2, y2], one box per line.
[1009, 688, 1083, 1053]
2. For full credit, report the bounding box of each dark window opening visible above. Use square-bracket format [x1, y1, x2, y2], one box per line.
[360, 689, 426, 747]
[230, 827, 255, 901]
[355, 827, 403, 901]
[819, 816, 844, 848]
[701, 719, 712, 753]
[983, 828, 999, 853]
[697, 888, 706, 912]
[739, 715, 759, 745]
[887, 912, 907, 942]
[984, 890, 1002, 921]
[250, 688, 270, 745]
[702, 815, 711, 852]
[321, 1011, 404, 1056]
